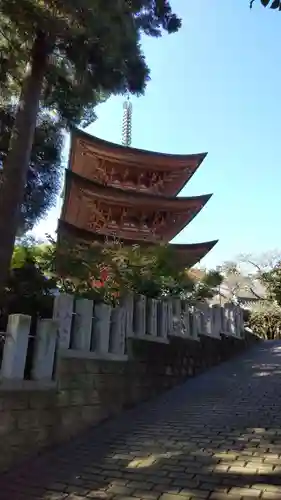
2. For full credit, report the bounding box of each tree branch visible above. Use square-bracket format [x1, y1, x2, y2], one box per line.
[249, 286, 263, 300]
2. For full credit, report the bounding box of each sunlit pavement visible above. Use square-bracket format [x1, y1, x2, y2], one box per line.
[1, 341, 281, 499]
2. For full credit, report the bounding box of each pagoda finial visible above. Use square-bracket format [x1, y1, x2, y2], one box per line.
[122, 95, 132, 147]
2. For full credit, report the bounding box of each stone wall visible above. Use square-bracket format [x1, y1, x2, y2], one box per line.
[0, 330, 259, 473]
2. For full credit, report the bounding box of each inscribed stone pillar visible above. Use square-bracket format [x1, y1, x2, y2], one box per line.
[92, 303, 112, 355]
[110, 306, 126, 355]
[146, 298, 158, 337]
[157, 301, 168, 340]
[72, 298, 94, 351]
[234, 306, 244, 338]
[195, 302, 208, 336]
[172, 298, 182, 336]
[1, 314, 31, 380]
[237, 306, 244, 338]
[225, 303, 235, 336]
[182, 302, 191, 338]
[230, 305, 236, 336]
[190, 307, 200, 341]
[212, 305, 223, 339]
[53, 294, 74, 350]
[167, 298, 173, 335]
[120, 293, 134, 338]
[134, 295, 146, 337]
[221, 306, 228, 335]
[32, 319, 57, 381]
[205, 305, 213, 337]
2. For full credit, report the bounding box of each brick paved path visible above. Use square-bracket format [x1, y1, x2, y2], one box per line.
[2, 341, 281, 500]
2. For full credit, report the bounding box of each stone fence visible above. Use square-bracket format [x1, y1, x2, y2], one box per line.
[0, 294, 244, 382]
[0, 294, 256, 472]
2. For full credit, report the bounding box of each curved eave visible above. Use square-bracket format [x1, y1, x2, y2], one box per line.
[70, 127, 208, 171]
[173, 153, 207, 196]
[64, 169, 212, 211]
[171, 240, 218, 252]
[57, 220, 218, 268]
[171, 240, 218, 267]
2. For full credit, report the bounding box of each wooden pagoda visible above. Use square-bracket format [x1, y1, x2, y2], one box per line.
[58, 128, 218, 267]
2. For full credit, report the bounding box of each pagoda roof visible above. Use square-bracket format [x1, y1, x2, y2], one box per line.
[69, 128, 207, 196]
[64, 169, 212, 211]
[62, 170, 212, 243]
[57, 219, 218, 268]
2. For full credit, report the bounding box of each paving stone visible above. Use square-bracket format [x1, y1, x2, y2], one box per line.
[2, 342, 281, 499]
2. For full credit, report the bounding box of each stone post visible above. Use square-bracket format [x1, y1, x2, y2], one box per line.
[146, 298, 158, 337]
[190, 307, 200, 341]
[53, 294, 74, 349]
[237, 306, 244, 338]
[167, 298, 173, 335]
[230, 305, 236, 336]
[72, 298, 94, 351]
[195, 302, 207, 336]
[157, 301, 168, 340]
[32, 319, 57, 381]
[225, 303, 235, 336]
[92, 303, 112, 355]
[221, 305, 229, 335]
[1, 314, 31, 380]
[134, 295, 146, 337]
[110, 306, 126, 355]
[120, 293, 134, 338]
[234, 306, 244, 338]
[172, 298, 182, 336]
[182, 302, 191, 338]
[205, 305, 213, 337]
[212, 305, 223, 339]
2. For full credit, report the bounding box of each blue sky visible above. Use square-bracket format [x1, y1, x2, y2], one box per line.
[34, 0, 281, 269]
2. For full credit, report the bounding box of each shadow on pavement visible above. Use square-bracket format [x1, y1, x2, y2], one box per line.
[1, 341, 281, 499]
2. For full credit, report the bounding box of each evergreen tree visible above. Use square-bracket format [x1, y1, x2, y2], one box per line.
[0, 1, 181, 290]
[250, 0, 281, 8]
[0, 104, 64, 235]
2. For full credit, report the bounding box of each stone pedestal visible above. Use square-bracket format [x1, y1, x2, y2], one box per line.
[72, 298, 93, 351]
[53, 294, 74, 349]
[1, 315, 31, 380]
[32, 319, 57, 381]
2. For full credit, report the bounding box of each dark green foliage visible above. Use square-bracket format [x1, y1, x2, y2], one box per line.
[0, 244, 56, 331]
[54, 237, 223, 303]
[0, 104, 64, 234]
[0, 1, 181, 291]
[0, 1, 181, 128]
[250, 0, 281, 9]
